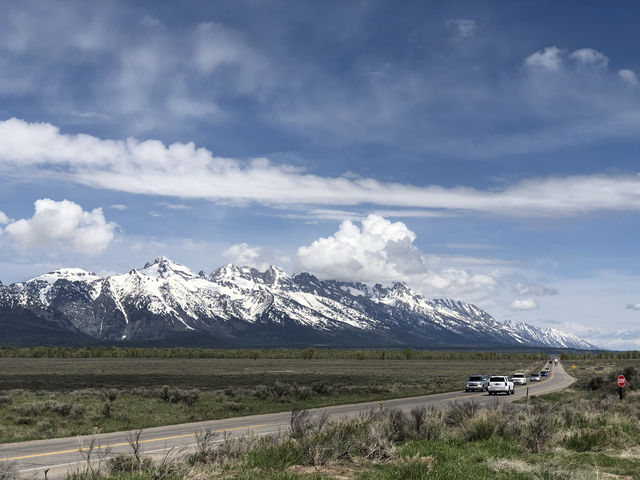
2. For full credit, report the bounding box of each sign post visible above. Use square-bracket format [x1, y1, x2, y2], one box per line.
[617, 375, 626, 399]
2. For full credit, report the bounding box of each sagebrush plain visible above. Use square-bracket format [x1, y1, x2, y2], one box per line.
[0, 351, 546, 443]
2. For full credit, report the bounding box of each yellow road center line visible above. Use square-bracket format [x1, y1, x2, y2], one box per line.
[0, 423, 270, 462]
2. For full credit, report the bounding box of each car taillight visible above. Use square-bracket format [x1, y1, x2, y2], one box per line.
[504, 382, 507, 386]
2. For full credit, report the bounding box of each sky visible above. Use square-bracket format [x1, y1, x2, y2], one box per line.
[0, 0, 639, 349]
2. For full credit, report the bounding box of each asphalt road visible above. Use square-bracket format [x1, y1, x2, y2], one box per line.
[1, 360, 574, 478]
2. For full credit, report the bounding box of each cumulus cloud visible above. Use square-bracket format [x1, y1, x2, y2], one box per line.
[618, 69, 639, 86]
[4, 119, 640, 218]
[223, 242, 262, 266]
[515, 282, 558, 296]
[297, 215, 417, 282]
[3, 199, 115, 255]
[0, 211, 9, 225]
[569, 48, 609, 69]
[524, 46, 563, 71]
[524, 47, 609, 72]
[296, 215, 499, 302]
[509, 298, 539, 311]
[222, 242, 289, 270]
[446, 18, 477, 39]
[626, 303, 640, 311]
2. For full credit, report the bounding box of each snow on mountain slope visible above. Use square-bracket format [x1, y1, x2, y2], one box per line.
[0, 257, 597, 349]
[503, 320, 593, 350]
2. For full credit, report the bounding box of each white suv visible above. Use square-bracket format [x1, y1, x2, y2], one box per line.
[512, 373, 527, 385]
[488, 376, 514, 395]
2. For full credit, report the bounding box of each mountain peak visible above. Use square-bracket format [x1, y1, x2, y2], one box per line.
[143, 256, 175, 269]
[210, 263, 290, 287]
[29, 268, 101, 284]
[390, 281, 410, 292]
[139, 257, 195, 279]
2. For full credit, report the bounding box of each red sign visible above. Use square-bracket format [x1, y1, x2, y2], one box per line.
[618, 375, 626, 388]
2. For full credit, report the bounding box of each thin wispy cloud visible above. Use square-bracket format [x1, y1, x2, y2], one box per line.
[3, 118, 640, 217]
[446, 18, 477, 39]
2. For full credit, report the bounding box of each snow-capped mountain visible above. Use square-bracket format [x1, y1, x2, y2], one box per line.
[0, 257, 596, 349]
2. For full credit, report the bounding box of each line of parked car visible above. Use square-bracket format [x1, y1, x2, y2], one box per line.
[464, 365, 552, 395]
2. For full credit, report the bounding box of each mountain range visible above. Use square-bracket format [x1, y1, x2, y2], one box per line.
[0, 257, 595, 350]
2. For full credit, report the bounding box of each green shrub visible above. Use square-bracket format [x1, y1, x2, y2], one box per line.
[223, 401, 246, 412]
[0, 395, 13, 407]
[159, 385, 171, 401]
[375, 455, 433, 480]
[157, 386, 200, 406]
[311, 382, 331, 395]
[103, 388, 119, 402]
[463, 410, 507, 441]
[293, 385, 312, 400]
[245, 440, 303, 470]
[107, 454, 153, 474]
[12, 403, 45, 417]
[622, 365, 637, 389]
[561, 408, 589, 429]
[274, 381, 293, 400]
[102, 401, 113, 418]
[71, 404, 87, 418]
[71, 388, 102, 399]
[579, 375, 605, 391]
[44, 401, 72, 417]
[521, 415, 556, 453]
[443, 401, 478, 427]
[252, 384, 270, 400]
[565, 425, 626, 452]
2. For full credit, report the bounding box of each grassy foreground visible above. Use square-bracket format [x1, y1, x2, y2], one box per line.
[3, 374, 638, 480]
[0, 356, 544, 443]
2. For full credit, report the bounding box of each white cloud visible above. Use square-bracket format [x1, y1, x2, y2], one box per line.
[570, 48, 609, 69]
[515, 282, 558, 296]
[193, 22, 270, 96]
[223, 243, 262, 266]
[297, 215, 417, 282]
[0, 211, 9, 225]
[296, 215, 499, 302]
[157, 202, 190, 210]
[509, 298, 539, 311]
[524, 46, 563, 71]
[110, 204, 128, 210]
[222, 242, 289, 270]
[626, 304, 640, 311]
[3, 199, 115, 255]
[140, 16, 160, 27]
[446, 18, 477, 39]
[618, 69, 639, 86]
[4, 119, 640, 217]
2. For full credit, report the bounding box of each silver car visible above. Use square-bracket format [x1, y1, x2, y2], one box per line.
[465, 375, 489, 392]
[530, 373, 541, 382]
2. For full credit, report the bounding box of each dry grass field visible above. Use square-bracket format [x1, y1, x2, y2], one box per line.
[0, 355, 544, 443]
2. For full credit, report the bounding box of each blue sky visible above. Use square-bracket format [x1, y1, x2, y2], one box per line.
[1, 0, 639, 348]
